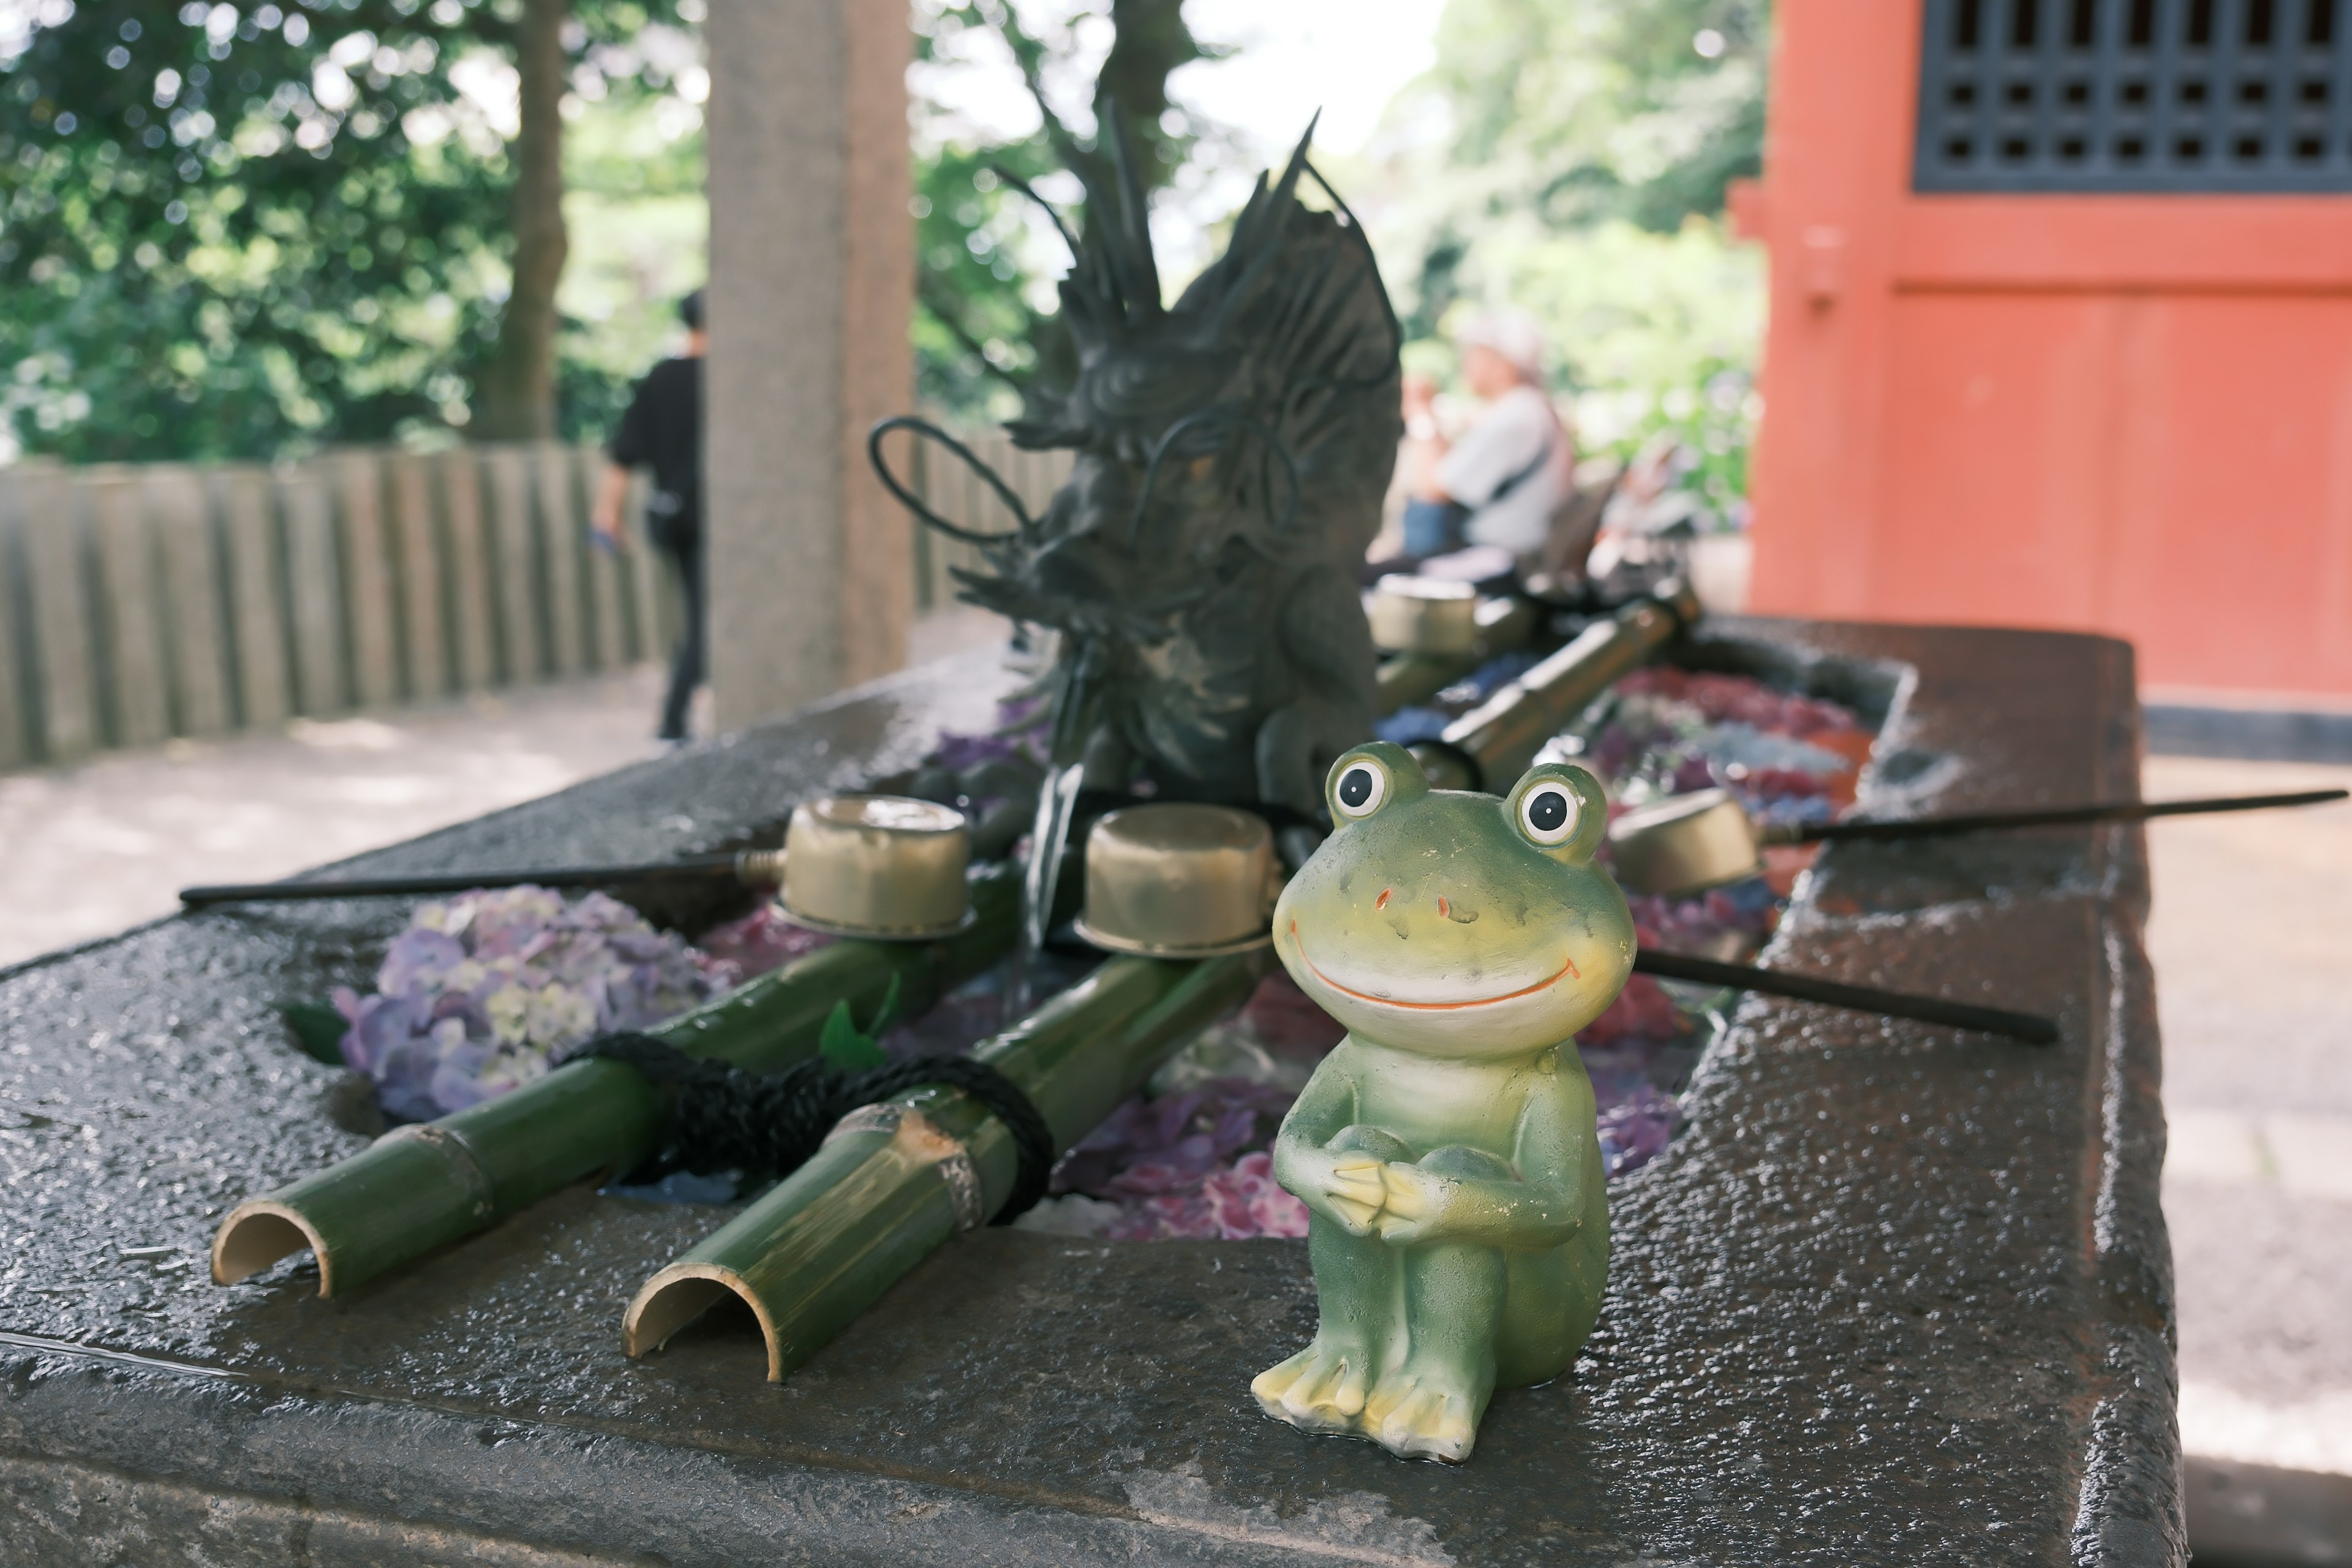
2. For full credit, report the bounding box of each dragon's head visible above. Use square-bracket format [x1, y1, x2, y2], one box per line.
[970, 121, 1396, 635]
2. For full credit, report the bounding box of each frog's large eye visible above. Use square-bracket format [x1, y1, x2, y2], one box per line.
[1518, 780, 1579, 845]
[1504, 763, 1607, 861]
[1333, 759, 1388, 819]
[1323, 742, 1425, 824]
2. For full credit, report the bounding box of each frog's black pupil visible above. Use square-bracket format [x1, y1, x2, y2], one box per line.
[1528, 788, 1569, 834]
[1338, 767, 1375, 810]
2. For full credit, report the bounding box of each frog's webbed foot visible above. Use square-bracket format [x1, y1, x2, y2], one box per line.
[1363, 1364, 1487, 1463]
[1251, 1335, 1373, 1435]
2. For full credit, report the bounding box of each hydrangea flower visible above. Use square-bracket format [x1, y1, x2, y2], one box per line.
[695, 902, 833, 981]
[333, 886, 733, 1123]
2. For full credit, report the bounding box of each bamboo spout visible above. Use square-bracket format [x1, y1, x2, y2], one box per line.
[624, 949, 1270, 1379]
[1429, 581, 1702, 790]
[1374, 594, 1542, 713]
[212, 866, 1022, 1297]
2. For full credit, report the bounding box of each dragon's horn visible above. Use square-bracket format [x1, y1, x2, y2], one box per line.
[1103, 102, 1163, 323]
[1270, 112, 1320, 207]
[1204, 114, 1321, 335]
[989, 165, 1083, 263]
[1054, 94, 1162, 330]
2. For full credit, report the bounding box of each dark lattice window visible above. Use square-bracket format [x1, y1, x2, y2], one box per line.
[1916, 0, 2352, 190]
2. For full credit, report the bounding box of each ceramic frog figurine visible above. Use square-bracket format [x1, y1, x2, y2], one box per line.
[1253, 742, 1635, 1462]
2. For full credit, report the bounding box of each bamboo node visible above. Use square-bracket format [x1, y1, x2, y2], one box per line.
[935, 1146, 986, 1232]
[372, 1122, 497, 1221]
[823, 1103, 903, 1144]
[875, 1107, 987, 1230]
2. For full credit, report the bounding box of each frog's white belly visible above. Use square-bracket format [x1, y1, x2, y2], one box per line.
[1344, 1040, 1551, 1158]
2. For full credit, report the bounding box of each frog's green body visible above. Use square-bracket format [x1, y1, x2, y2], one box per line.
[1256, 742, 1635, 1462]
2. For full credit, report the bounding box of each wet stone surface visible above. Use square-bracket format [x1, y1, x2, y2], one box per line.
[0, 624, 2179, 1566]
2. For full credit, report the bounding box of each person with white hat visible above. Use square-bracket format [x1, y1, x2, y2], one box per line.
[1396, 309, 1575, 562]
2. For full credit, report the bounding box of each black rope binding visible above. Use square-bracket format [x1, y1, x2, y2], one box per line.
[561, 1033, 1058, 1223]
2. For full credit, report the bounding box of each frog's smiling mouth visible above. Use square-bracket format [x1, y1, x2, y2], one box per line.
[1287, 919, 1581, 1011]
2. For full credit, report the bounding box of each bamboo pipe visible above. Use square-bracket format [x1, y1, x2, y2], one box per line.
[1411, 580, 1704, 792]
[209, 867, 1023, 1297]
[180, 850, 788, 907]
[624, 949, 1272, 1379]
[1371, 587, 2055, 1039]
[1374, 594, 1542, 714]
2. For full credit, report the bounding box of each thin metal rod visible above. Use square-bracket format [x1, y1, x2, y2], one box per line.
[180, 858, 747, 907]
[1633, 948, 2060, 1045]
[1760, 788, 2349, 846]
[866, 415, 1036, 546]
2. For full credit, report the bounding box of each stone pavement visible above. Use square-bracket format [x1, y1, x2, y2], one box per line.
[0, 606, 1009, 972]
[0, 668, 675, 970]
[0, 660, 2343, 1504]
[2144, 753, 2352, 1489]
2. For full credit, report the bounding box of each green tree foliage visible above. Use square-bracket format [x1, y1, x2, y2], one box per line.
[910, 0, 1215, 422]
[1354, 0, 1768, 506]
[0, 0, 693, 463]
[554, 62, 705, 442]
[1384, 0, 1768, 341]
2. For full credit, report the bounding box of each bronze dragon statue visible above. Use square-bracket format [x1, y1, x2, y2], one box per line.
[873, 119, 1402, 823]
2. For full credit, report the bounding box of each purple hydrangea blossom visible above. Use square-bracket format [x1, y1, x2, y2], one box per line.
[694, 902, 834, 981]
[1042, 1077, 1303, 1239]
[927, 695, 1052, 772]
[334, 886, 733, 1122]
[1107, 1152, 1310, 1241]
[1596, 1091, 1678, 1177]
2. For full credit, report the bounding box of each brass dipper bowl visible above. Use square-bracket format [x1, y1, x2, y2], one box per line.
[1368, 575, 1479, 656]
[1072, 803, 1277, 959]
[778, 794, 973, 940]
[1605, 787, 1765, 897]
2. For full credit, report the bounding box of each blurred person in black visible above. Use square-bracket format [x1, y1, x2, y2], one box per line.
[593, 288, 706, 742]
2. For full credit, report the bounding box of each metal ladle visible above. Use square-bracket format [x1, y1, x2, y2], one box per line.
[179, 793, 990, 943]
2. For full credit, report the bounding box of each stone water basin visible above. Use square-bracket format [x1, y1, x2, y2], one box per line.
[0, 618, 2177, 1566]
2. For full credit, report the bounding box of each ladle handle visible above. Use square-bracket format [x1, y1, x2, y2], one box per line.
[1632, 949, 2060, 1045]
[1760, 788, 2348, 846]
[179, 856, 750, 907]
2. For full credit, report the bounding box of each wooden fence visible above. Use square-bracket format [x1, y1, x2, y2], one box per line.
[0, 429, 1074, 771]
[0, 445, 672, 771]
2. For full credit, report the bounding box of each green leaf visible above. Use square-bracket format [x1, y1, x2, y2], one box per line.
[279, 1000, 350, 1067]
[818, 999, 888, 1072]
[865, 973, 903, 1037]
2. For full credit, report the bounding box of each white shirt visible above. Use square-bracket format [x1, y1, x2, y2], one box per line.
[1433, 385, 1573, 554]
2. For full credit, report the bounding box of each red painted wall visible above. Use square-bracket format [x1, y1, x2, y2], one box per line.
[1737, 1, 2352, 699]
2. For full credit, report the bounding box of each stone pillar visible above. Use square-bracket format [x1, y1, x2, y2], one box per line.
[704, 0, 912, 729]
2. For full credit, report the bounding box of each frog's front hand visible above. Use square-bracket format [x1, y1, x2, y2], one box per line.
[1373, 1161, 1447, 1243]
[1281, 1125, 1412, 1234]
[1325, 1156, 1388, 1231]
[1375, 1146, 1523, 1244]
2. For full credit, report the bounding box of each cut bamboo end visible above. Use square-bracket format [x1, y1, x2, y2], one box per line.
[211, 1200, 334, 1294]
[625, 1262, 783, 1379]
